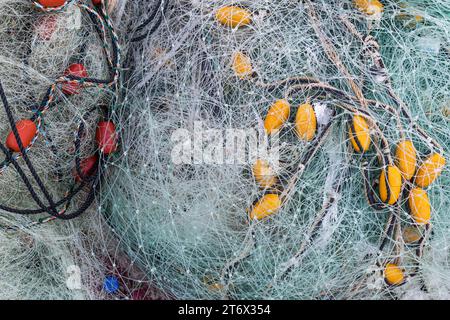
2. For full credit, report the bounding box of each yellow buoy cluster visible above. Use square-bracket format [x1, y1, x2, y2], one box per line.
[343, 103, 444, 285]
[247, 100, 318, 220]
[410, 153, 445, 223]
[212, 6, 445, 291]
[213, 10, 298, 221]
[264, 100, 317, 141]
[385, 143, 444, 225]
[393, 139, 445, 225]
[354, 0, 384, 16]
[372, 139, 443, 284]
[347, 117, 444, 225]
[214, 7, 254, 79]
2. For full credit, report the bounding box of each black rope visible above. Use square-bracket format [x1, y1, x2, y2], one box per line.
[131, 0, 168, 42]
[133, 0, 162, 34]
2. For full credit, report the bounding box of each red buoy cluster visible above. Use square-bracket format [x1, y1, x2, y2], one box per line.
[69, 120, 119, 182]
[70, 122, 118, 182]
[5, 62, 118, 182]
[61, 63, 118, 182]
[0, 0, 123, 223]
[5, 0, 120, 186]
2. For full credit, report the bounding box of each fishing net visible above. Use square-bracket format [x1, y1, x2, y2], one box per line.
[0, 0, 449, 300]
[0, 0, 128, 299]
[104, 0, 450, 299]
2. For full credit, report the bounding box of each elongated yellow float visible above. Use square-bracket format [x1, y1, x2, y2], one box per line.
[208, 283, 224, 291]
[414, 153, 446, 188]
[384, 263, 404, 286]
[354, 0, 384, 16]
[402, 226, 422, 244]
[395, 140, 417, 180]
[349, 115, 370, 153]
[295, 103, 316, 141]
[249, 194, 281, 220]
[252, 159, 277, 188]
[396, 13, 424, 27]
[379, 165, 403, 205]
[408, 187, 431, 225]
[264, 99, 290, 135]
[396, 3, 424, 28]
[215, 6, 252, 28]
[232, 52, 253, 79]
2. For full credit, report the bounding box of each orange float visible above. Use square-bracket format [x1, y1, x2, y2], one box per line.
[74, 154, 99, 182]
[96, 121, 118, 154]
[37, 0, 67, 8]
[5, 120, 37, 152]
[62, 64, 88, 96]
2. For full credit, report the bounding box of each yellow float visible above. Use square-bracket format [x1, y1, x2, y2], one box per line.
[414, 153, 446, 188]
[264, 99, 290, 135]
[249, 194, 281, 220]
[252, 160, 277, 188]
[295, 103, 317, 142]
[384, 263, 405, 286]
[349, 115, 370, 153]
[379, 166, 403, 205]
[409, 187, 431, 225]
[231, 52, 253, 79]
[395, 140, 417, 180]
[216, 6, 252, 28]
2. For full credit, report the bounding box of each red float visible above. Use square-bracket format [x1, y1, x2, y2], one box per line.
[36, 15, 58, 41]
[37, 0, 67, 8]
[62, 63, 88, 96]
[96, 121, 118, 154]
[73, 154, 99, 182]
[5, 120, 37, 152]
[131, 287, 152, 300]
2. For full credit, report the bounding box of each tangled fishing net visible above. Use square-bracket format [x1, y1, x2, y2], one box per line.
[0, 0, 449, 300]
[0, 0, 149, 299]
[105, 0, 450, 300]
